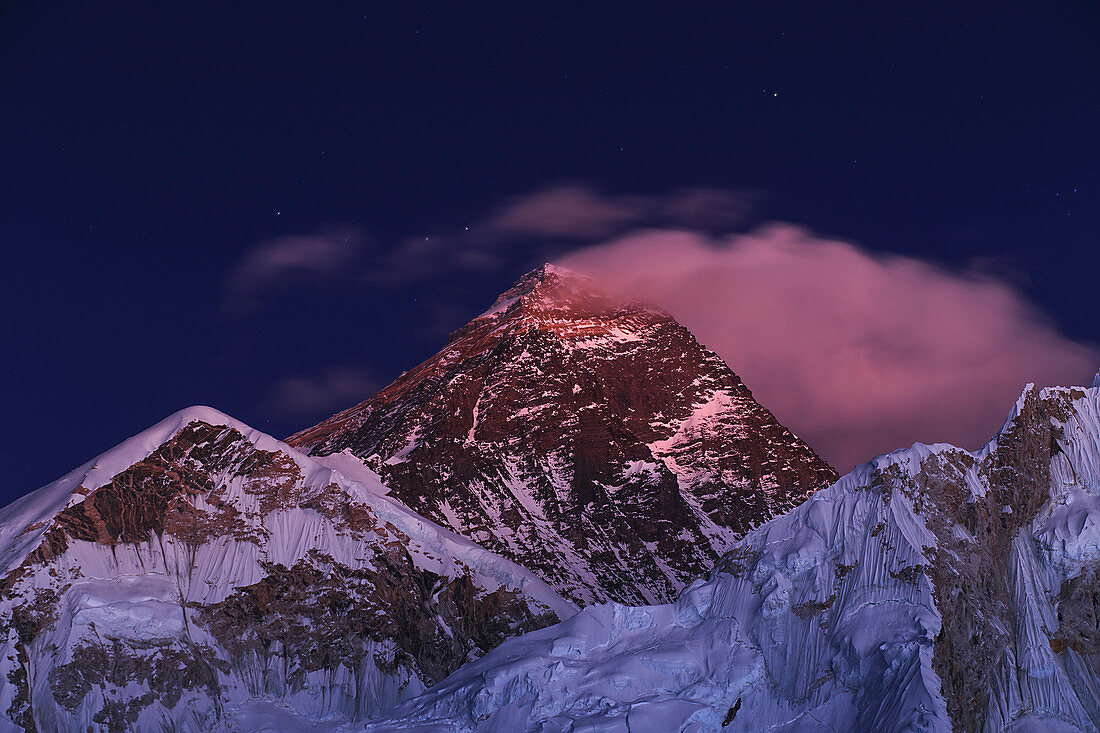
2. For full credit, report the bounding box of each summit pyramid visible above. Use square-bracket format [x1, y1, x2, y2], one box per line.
[290, 265, 838, 605]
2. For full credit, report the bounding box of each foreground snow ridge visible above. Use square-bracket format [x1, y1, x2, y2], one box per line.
[366, 381, 1100, 733]
[0, 407, 573, 732]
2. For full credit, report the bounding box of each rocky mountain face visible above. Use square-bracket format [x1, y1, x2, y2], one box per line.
[366, 381, 1100, 733]
[289, 265, 838, 606]
[0, 408, 573, 733]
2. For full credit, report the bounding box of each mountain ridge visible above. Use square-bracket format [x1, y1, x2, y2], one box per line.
[0, 407, 573, 732]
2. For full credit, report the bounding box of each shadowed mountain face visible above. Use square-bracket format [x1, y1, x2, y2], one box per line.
[290, 265, 838, 605]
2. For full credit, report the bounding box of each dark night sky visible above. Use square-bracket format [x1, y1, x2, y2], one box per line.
[2, 2, 1098, 503]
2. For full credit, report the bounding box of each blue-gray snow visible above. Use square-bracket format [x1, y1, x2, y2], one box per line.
[0, 407, 574, 732]
[364, 380, 1100, 733]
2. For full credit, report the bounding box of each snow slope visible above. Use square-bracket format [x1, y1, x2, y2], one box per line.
[365, 380, 1100, 733]
[0, 407, 574, 732]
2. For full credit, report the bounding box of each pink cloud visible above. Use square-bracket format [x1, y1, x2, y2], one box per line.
[485, 185, 642, 238]
[219, 186, 759, 304]
[655, 187, 760, 230]
[267, 367, 377, 419]
[560, 224, 1099, 471]
[481, 184, 758, 240]
[224, 228, 364, 314]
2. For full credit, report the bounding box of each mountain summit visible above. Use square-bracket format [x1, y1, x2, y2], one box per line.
[469, 263, 642, 322]
[290, 264, 838, 605]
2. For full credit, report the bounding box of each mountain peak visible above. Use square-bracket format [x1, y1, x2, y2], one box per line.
[290, 264, 838, 605]
[536, 262, 580, 279]
[517, 262, 586, 285]
[475, 262, 602, 320]
[0, 406, 571, 730]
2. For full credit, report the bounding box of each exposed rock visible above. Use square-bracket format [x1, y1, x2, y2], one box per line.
[290, 264, 837, 605]
[0, 409, 571, 732]
[365, 381, 1100, 733]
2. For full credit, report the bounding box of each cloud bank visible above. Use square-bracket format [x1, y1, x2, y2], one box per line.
[560, 224, 1099, 471]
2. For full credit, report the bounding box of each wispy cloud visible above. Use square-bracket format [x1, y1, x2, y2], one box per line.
[223, 227, 365, 315]
[266, 366, 377, 420]
[225, 186, 1097, 473]
[222, 185, 759, 312]
[363, 184, 761, 286]
[480, 184, 760, 240]
[559, 224, 1099, 470]
[481, 185, 645, 239]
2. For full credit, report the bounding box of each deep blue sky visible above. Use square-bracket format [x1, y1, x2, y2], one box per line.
[2, 2, 1098, 502]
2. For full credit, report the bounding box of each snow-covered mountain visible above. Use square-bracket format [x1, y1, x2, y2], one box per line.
[365, 379, 1100, 733]
[289, 264, 838, 606]
[9, 263, 1092, 733]
[0, 407, 573, 733]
